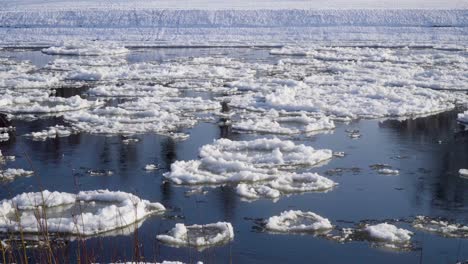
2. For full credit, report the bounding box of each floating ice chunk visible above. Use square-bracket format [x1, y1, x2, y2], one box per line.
[157, 222, 234, 249]
[42, 42, 129, 56]
[333, 152, 345, 157]
[270, 47, 315, 56]
[265, 210, 333, 233]
[199, 138, 332, 169]
[236, 184, 281, 200]
[0, 133, 8, 142]
[0, 150, 15, 164]
[457, 111, 468, 125]
[122, 138, 139, 144]
[87, 170, 113, 176]
[0, 168, 34, 181]
[268, 173, 337, 193]
[25, 125, 75, 140]
[377, 168, 400, 175]
[3, 95, 103, 114]
[233, 111, 335, 135]
[145, 164, 158, 171]
[165, 138, 332, 184]
[459, 169, 468, 179]
[0, 190, 165, 235]
[88, 83, 179, 98]
[364, 223, 412, 244]
[63, 96, 218, 137]
[413, 216, 468, 238]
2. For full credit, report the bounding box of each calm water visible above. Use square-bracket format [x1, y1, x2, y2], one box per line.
[0, 48, 467, 263]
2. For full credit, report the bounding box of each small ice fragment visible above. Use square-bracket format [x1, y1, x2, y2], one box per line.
[459, 169, 468, 179]
[145, 164, 158, 171]
[333, 152, 345, 157]
[0, 133, 9, 142]
[377, 168, 399, 175]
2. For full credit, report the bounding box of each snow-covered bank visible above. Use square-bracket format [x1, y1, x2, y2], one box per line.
[0, 7, 466, 45]
[1, 10, 466, 28]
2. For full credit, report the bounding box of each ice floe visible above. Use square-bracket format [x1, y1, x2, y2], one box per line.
[0, 190, 165, 235]
[0, 168, 34, 181]
[63, 96, 219, 138]
[0, 133, 9, 142]
[145, 164, 158, 171]
[236, 184, 281, 200]
[457, 111, 468, 125]
[24, 125, 76, 140]
[265, 210, 333, 233]
[42, 42, 129, 56]
[165, 137, 332, 184]
[364, 223, 413, 244]
[232, 110, 335, 135]
[0, 150, 15, 164]
[459, 169, 468, 179]
[157, 222, 234, 249]
[377, 168, 400, 175]
[413, 216, 468, 238]
[1, 95, 103, 115]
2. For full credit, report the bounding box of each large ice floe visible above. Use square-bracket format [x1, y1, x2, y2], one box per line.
[157, 222, 234, 249]
[0, 190, 165, 236]
[42, 42, 129, 56]
[165, 137, 333, 185]
[265, 210, 333, 233]
[413, 216, 468, 238]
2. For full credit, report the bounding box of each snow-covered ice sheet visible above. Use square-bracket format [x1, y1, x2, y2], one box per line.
[0, 190, 165, 236]
[265, 210, 333, 233]
[165, 137, 332, 184]
[157, 222, 234, 249]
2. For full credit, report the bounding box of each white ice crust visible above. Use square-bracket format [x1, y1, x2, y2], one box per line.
[157, 222, 234, 248]
[0, 190, 165, 235]
[0, 168, 34, 181]
[364, 223, 413, 244]
[165, 137, 333, 185]
[265, 210, 333, 232]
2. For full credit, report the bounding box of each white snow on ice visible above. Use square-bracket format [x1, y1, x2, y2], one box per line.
[165, 137, 333, 184]
[157, 222, 234, 249]
[265, 210, 333, 232]
[0, 189, 165, 235]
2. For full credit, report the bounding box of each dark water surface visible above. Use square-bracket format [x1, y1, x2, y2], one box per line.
[0, 48, 467, 264]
